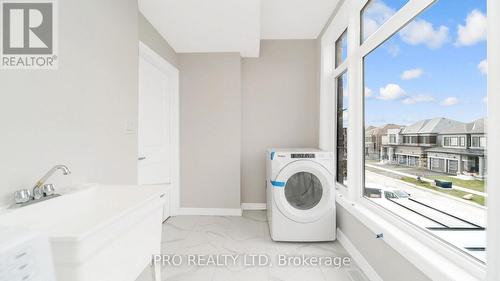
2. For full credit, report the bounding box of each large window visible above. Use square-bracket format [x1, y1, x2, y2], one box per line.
[363, 0, 487, 263]
[471, 135, 487, 148]
[443, 136, 466, 147]
[336, 72, 348, 186]
[420, 135, 437, 145]
[389, 134, 397, 143]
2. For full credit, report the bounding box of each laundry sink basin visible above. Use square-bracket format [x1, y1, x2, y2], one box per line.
[0, 184, 166, 281]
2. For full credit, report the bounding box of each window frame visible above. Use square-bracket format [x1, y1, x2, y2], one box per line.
[389, 134, 397, 143]
[320, 0, 491, 280]
[486, 1, 499, 277]
[480, 136, 487, 148]
[443, 136, 464, 148]
[471, 135, 487, 149]
[472, 136, 480, 148]
[319, 0, 351, 195]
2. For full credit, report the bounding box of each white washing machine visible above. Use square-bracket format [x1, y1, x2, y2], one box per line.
[266, 148, 335, 242]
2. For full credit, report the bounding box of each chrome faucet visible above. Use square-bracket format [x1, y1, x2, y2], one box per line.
[32, 165, 71, 195]
[12, 165, 71, 208]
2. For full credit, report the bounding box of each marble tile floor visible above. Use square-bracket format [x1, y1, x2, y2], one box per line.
[137, 211, 367, 281]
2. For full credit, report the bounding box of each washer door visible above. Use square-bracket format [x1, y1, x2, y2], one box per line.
[272, 160, 333, 223]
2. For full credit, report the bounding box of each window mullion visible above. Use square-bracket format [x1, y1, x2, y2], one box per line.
[359, 0, 436, 57]
[347, 1, 363, 202]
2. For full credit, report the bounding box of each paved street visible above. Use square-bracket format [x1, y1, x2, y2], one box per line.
[365, 170, 486, 262]
[365, 171, 485, 226]
[365, 160, 448, 178]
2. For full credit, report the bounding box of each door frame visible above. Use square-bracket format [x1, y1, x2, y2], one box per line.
[138, 41, 180, 216]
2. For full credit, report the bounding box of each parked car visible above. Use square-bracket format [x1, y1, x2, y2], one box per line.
[364, 183, 411, 200]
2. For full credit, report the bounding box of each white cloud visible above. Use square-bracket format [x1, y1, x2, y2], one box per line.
[400, 19, 450, 49]
[478, 59, 488, 75]
[401, 68, 424, 80]
[386, 44, 400, 57]
[483, 96, 487, 104]
[378, 83, 406, 100]
[456, 10, 487, 46]
[440, 97, 459, 106]
[402, 95, 435, 105]
[365, 87, 373, 98]
[362, 0, 396, 40]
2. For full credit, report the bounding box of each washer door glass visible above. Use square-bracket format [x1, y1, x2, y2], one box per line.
[284, 172, 323, 210]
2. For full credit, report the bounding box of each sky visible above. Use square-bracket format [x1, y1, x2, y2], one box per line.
[363, 0, 487, 127]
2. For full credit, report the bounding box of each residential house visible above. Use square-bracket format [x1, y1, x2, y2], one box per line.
[380, 127, 405, 162]
[426, 118, 487, 178]
[365, 124, 402, 161]
[379, 118, 487, 178]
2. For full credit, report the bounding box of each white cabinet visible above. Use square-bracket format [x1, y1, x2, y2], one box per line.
[0, 228, 56, 281]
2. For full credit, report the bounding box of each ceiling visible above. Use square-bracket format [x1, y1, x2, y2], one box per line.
[139, 0, 339, 58]
[261, 0, 339, 40]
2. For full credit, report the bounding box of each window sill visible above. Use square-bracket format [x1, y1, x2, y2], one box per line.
[336, 194, 486, 281]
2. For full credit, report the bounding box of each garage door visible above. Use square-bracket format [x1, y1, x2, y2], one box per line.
[430, 158, 445, 172]
[447, 160, 458, 174]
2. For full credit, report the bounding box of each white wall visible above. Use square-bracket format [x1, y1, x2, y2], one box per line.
[337, 206, 432, 281]
[132, 39, 319, 209]
[178, 53, 242, 209]
[0, 0, 139, 207]
[241, 40, 319, 204]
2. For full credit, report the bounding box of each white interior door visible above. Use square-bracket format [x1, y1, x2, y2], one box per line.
[138, 42, 180, 219]
[138, 55, 171, 185]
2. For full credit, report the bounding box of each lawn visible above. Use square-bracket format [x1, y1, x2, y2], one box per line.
[401, 177, 485, 206]
[428, 176, 485, 193]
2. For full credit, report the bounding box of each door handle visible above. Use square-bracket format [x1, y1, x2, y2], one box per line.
[138, 157, 147, 161]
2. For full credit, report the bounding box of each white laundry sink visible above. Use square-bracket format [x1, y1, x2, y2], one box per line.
[0, 185, 166, 281]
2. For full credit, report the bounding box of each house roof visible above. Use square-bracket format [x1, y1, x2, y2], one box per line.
[366, 124, 402, 136]
[365, 126, 376, 132]
[468, 118, 486, 134]
[439, 118, 486, 134]
[402, 118, 467, 135]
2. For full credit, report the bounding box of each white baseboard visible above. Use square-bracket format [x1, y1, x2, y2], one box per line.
[337, 228, 383, 281]
[241, 203, 267, 210]
[177, 208, 242, 216]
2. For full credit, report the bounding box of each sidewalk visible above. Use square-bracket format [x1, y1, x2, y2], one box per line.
[365, 164, 486, 197]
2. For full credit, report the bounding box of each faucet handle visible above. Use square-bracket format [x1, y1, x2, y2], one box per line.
[42, 184, 56, 196]
[33, 187, 44, 200]
[14, 189, 31, 204]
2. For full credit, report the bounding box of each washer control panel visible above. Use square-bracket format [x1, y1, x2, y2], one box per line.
[291, 153, 315, 159]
